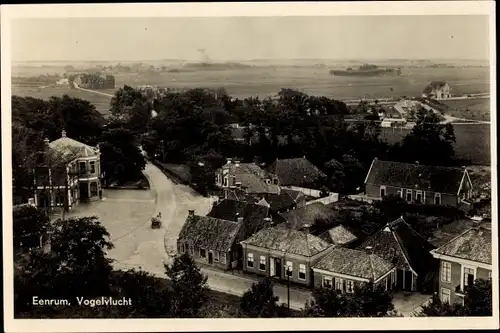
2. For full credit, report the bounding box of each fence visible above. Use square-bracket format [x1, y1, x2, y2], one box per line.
[305, 193, 339, 206]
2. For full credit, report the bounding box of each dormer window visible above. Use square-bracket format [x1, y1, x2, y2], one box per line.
[266, 179, 271, 185]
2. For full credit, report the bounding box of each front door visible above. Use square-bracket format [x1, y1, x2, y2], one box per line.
[79, 183, 89, 200]
[404, 270, 413, 291]
[270, 257, 276, 276]
[208, 252, 213, 264]
[396, 269, 404, 290]
[275, 258, 282, 278]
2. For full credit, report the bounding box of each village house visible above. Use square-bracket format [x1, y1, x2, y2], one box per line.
[215, 159, 280, 195]
[177, 210, 242, 270]
[430, 221, 492, 305]
[357, 217, 437, 292]
[311, 248, 397, 293]
[33, 130, 102, 210]
[266, 157, 327, 198]
[422, 81, 451, 100]
[364, 158, 474, 209]
[240, 224, 334, 287]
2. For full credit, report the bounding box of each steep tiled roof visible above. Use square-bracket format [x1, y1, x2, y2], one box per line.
[320, 225, 358, 246]
[280, 202, 335, 230]
[267, 157, 326, 187]
[358, 217, 436, 276]
[222, 162, 279, 194]
[313, 248, 395, 281]
[258, 192, 297, 212]
[433, 225, 491, 265]
[423, 81, 448, 94]
[178, 215, 241, 252]
[365, 158, 467, 194]
[207, 199, 269, 239]
[242, 225, 332, 257]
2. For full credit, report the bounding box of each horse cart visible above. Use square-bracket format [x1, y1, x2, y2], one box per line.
[151, 213, 162, 229]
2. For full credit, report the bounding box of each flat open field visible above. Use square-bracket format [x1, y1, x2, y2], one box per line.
[380, 123, 491, 165]
[442, 98, 491, 121]
[11, 84, 112, 116]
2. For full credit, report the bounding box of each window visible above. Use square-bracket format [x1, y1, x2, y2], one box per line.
[214, 251, 220, 262]
[434, 193, 441, 205]
[488, 272, 492, 280]
[79, 162, 87, 173]
[299, 264, 307, 280]
[200, 248, 206, 258]
[259, 256, 266, 271]
[416, 190, 423, 203]
[90, 161, 96, 174]
[441, 288, 451, 304]
[55, 190, 64, 205]
[247, 253, 254, 268]
[335, 278, 343, 292]
[90, 182, 98, 197]
[220, 252, 226, 264]
[273, 178, 279, 185]
[323, 275, 333, 288]
[441, 262, 451, 283]
[224, 177, 228, 187]
[185, 244, 189, 254]
[190, 246, 194, 256]
[346, 280, 354, 293]
[406, 189, 413, 202]
[266, 179, 271, 185]
[397, 189, 402, 198]
[463, 267, 475, 288]
[380, 185, 386, 197]
[180, 244, 185, 253]
[286, 261, 293, 277]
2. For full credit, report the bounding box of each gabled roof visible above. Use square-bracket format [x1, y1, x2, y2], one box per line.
[313, 248, 395, 282]
[319, 225, 358, 246]
[49, 136, 98, 159]
[280, 202, 335, 230]
[242, 225, 332, 257]
[257, 192, 297, 212]
[432, 225, 491, 265]
[207, 199, 269, 239]
[267, 157, 326, 187]
[358, 217, 435, 276]
[178, 215, 241, 252]
[423, 81, 448, 94]
[281, 188, 303, 201]
[365, 158, 468, 194]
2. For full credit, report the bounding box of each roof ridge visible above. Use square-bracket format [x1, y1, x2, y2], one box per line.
[376, 158, 465, 171]
[390, 229, 413, 270]
[433, 225, 479, 254]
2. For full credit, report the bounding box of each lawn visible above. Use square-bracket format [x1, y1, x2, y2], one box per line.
[442, 98, 490, 121]
[11, 84, 113, 116]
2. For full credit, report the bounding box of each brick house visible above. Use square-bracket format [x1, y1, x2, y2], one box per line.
[364, 158, 474, 209]
[215, 159, 280, 195]
[266, 157, 327, 198]
[240, 225, 334, 287]
[422, 81, 451, 100]
[430, 221, 492, 305]
[33, 130, 102, 210]
[177, 210, 243, 270]
[358, 217, 437, 292]
[312, 248, 397, 292]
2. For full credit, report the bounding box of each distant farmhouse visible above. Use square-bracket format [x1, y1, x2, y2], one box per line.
[364, 158, 473, 209]
[72, 73, 115, 89]
[422, 81, 451, 100]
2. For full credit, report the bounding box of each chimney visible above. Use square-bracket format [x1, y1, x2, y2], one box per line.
[188, 210, 195, 217]
[234, 160, 240, 167]
[237, 216, 244, 224]
[302, 223, 311, 234]
[365, 246, 373, 254]
[44, 137, 50, 145]
[226, 158, 232, 165]
[263, 217, 273, 227]
[61, 129, 67, 138]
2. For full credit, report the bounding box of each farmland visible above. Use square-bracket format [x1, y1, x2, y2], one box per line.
[441, 98, 491, 121]
[11, 84, 112, 116]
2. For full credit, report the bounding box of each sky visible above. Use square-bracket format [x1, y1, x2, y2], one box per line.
[11, 15, 490, 62]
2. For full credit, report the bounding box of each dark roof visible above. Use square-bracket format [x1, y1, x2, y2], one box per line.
[220, 162, 279, 194]
[427, 219, 474, 248]
[313, 248, 395, 281]
[319, 225, 358, 246]
[358, 217, 436, 276]
[178, 215, 241, 252]
[242, 225, 332, 257]
[207, 199, 269, 239]
[433, 225, 491, 265]
[365, 158, 468, 194]
[423, 81, 448, 94]
[280, 202, 335, 229]
[258, 192, 297, 212]
[267, 157, 326, 187]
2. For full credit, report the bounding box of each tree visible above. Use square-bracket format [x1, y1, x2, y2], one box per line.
[13, 205, 51, 252]
[375, 194, 408, 220]
[110, 85, 152, 134]
[240, 277, 281, 317]
[419, 279, 492, 316]
[165, 253, 209, 317]
[304, 282, 394, 317]
[99, 128, 147, 184]
[396, 110, 456, 165]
